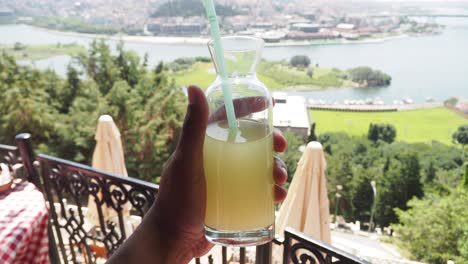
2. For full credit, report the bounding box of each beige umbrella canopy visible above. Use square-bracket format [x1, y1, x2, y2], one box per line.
[275, 141, 331, 243]
[86, 115, 131, 228]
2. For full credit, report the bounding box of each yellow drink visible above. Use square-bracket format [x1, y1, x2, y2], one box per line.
[204, 119, 274, 231]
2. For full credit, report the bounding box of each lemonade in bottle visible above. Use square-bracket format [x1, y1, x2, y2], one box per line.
[204, 36, 274, 246]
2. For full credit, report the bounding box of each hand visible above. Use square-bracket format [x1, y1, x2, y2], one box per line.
[107, 86, 288, 264]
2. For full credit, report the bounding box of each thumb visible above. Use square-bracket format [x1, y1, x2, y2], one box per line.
[176, 85, 209, 154]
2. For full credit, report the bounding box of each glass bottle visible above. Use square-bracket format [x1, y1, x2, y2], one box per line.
[203, 36, 274, 246]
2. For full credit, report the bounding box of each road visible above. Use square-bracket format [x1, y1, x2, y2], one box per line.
[331, 230, 424, 264]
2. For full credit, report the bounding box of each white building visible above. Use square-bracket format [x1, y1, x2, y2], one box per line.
[336, 23, 355, 30]
[273, 93, 311, 141]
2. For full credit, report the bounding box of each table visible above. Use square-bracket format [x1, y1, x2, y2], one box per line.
[0, 180, 49, 264]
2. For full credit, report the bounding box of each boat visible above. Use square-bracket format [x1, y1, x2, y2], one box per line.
[402, 97, 414, 104]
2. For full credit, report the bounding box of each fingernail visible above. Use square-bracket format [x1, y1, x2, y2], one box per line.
[188, 86, 198, 105]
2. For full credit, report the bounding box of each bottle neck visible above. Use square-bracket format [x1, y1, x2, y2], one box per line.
[212, 50, 260, 78]
[223, 72, 257, 79]
[208, 36, 264, 80]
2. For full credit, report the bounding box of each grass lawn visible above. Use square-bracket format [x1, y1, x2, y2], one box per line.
[258, 61, 347, 89]
[0, 44, 86, 60]
[310, 108, 467, 144]
[172, 62, 215, 89]
[171, 61, 352, 90]
[172, 62, 284, 90]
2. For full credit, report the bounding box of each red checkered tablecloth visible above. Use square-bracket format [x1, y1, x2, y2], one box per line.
[0, 181, 49, 264]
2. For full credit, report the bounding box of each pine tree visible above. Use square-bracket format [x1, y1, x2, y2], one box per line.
[379, 124, 397, 143]
[368, 123, 379, 142]
[400, 152, 423, 200]
[350, 170, 373, 222]
[453, 125, 468, 159]
[383, 157, 391, 174]
[425, 161, 437, 183]
[60, 65, 81, 114]
[77, 40, 120, 94]
[375, 152, 423, 227]
[115, 41, 140, 87]
[154, 61, 166, 87]
[308, 122, 317, 142]
[334, 153, 354, 220]
[462, 163, 468, 191]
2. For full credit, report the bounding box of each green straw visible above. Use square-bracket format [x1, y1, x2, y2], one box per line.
[202, 0, 238, 134]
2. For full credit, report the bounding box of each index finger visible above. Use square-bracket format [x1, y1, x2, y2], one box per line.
[208, 96, 271, 123]
[274, 129, 287, 152]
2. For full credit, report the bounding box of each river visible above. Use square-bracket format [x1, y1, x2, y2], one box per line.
[1, 17, 467, 103]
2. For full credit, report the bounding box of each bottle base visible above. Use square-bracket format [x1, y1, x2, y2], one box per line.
[205, 224, 274, 247]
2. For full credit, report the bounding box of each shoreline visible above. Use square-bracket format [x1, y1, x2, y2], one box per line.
[7, 24, 413, 47]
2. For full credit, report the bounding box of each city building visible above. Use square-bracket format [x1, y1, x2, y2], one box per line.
[336, 23, 356, 30]
[291, 23, 320, 33]
[160, 23, 203, 35]
[147, 16, 205, 35]
[286, 31, 337, 40]
[301, 12, 317, 21]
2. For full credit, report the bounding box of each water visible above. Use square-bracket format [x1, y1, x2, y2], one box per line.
[1, 17, 467, 103]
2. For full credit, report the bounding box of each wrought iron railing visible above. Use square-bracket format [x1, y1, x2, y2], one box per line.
[0, 142, 21, 166]
[281, 227, 370, 264]
[1, 134, 60, 263]
[2, 133, 370, 264]
[37, 154, 159, 263]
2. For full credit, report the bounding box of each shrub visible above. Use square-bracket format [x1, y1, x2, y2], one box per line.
[290, 55, 311, 68]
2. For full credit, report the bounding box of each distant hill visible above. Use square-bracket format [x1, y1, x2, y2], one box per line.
[152, 0, 243, 17]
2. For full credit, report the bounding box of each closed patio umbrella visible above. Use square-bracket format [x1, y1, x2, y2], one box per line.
[275, 141, 331, 243]
[86, 115, 131, 231]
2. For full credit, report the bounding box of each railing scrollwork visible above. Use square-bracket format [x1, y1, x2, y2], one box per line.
[37, 154, 159, 263]
[282, 227, 370, 264]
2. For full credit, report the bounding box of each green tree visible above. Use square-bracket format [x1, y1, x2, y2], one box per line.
[153, 61, 167, 88]
[13, 42, 25, 51]
[60, 65, 81, 113]
[425, 160, 437, 183]
[375, 152, 423, 226]
[383, 156, 391, 174]
[308, 123, 317, 142]
[333, 152, 354, 220]
[378, 124, 397, 143]
[400, 152, 424, 199]
[462, 162, 468, 191]
[51, 79, 106, 162]
[0, 42, 187, 182]
[290, 55, 311, 68]
[116, 41, 141, 87]
[375, 163, 403, 226]
[77, 40, 120, 94]
[368, 123, 396, 143]
[306, 67, 314, 78]
[349, 66, 391, 87]
[125, 79, 186, 182]
[350, 169, 374, 222]
[452, 124, 468, 156]
[0, 53, 58, 144]
[393, 190, 468, 264]
[106, 80, 132, 131]
[368, 123, 379, 142]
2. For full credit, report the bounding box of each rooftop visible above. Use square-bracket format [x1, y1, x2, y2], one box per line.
[273, 93, 310, 129]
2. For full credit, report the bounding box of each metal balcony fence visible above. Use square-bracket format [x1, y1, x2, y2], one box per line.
[1, 133, 369, 264]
